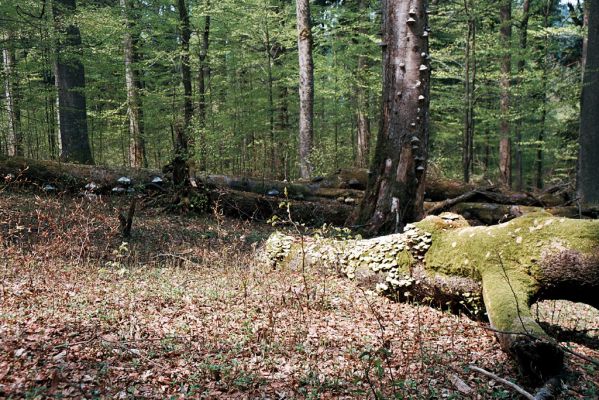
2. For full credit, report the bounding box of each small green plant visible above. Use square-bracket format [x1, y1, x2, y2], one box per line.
[105, 241, 130, 270]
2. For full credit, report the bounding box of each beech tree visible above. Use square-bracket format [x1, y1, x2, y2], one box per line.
[351, 0, 431, 235]
[498, 0, 512, 187]
[120, 0, 147, 168]
[2, 33, 22, 157]
[296, 0, 314, 179]
[578, 0, 599, 205]
[53, 0, 93, 164]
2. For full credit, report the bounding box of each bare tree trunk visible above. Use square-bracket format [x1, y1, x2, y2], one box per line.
[582, 0, 589, 76]
[276, 85, 290, 180]
[52, 0, 93, 164]
[355, 0, 371, 169]
[578, 0, 599, 205]
[462, 1, 476, 183]
[514, 0, 530, 191]
[536, 3, 552, 190]
[296, 0, 314, 180]
[2, 35, 23, 157]
[173, 0, 192, 186]
[120, 0, 147, 168]
[197, 9, 210, 171]
[350, 0, 431, 235]
[499, 0, 512, 187]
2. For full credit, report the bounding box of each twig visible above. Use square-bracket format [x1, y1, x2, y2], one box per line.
[482, 326, 599, 367]
[469, 365, 535, 400]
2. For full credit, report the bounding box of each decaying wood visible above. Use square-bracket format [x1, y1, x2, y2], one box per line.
[211, 189, 353, 226]
[0, 158, 582, 227]
[118, 198, 136, 238]
[263, 213, 599, 384]
[0, 156, 159, 192]
[468, 365, 535, 400]
[447, 202, 599, 224]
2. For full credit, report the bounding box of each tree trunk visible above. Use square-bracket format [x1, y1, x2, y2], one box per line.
[52, 0, 93, 164]
[355, 0, 371, 169]
[197, 10, 210, 171]
[514, 0, 530, 191]
[296, 0, 314, 180]
[2, 34, 23, 157]
[578, 0, 599, 205]
[174, 0, 192, 186]
[264, 213, 599, 383]
[120, 0, 147, 168]
[462, 1, 476, 183]
[350, 0, 431, 235]
[498, 0, 512, 187]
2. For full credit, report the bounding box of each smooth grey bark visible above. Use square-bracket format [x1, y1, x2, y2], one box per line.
[52, 0, 93, 164]
[120, 0, 147, 168]
[350, 0, 431, 235]
[578, 0, 599, 205]
[498, 0, 512, 187]
[514, 0, 530, 191]
[296, 0, 314, 179]
[355, 0, 371, 169]
[2, 35, 23, 157]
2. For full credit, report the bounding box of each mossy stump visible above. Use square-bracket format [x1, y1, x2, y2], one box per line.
[263, 212, 599, 383]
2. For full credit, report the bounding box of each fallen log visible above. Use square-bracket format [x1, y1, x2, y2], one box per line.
[0, 156, 161, 193]
[0, 157, 569, 209]
[1, 157, 584, 227]
[211, 189, 353, 226]
[447, 202, 599, 224]
[263, 212, 599, 384]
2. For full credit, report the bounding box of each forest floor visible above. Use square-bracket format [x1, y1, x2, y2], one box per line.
[0, 190, 597, 399]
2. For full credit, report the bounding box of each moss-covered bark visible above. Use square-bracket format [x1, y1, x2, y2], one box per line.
[264, 212, 599, 382]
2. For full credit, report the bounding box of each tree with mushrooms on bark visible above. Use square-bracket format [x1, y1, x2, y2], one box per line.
[349, 0, 431, 235]
[265, 0, 599, 392]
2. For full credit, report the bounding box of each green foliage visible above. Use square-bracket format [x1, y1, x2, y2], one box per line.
[0, 0, 585, 186]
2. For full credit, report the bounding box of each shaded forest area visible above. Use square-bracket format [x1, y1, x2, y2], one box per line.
[1, 0, 599, 399]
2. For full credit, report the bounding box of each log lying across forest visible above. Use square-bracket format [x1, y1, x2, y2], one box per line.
[263, 212, 599, 385]
[2, 157, 596, 226]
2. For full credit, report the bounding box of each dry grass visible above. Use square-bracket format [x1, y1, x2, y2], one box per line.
[0, 190, 597, 399]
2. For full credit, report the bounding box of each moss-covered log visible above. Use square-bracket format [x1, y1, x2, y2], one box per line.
[263, 213, 599, 382]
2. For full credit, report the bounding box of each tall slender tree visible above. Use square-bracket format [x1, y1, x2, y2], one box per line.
[514, 0, 530, 191]
[351, 0, 431, 235]
[170, 0, 194, 186]
[355, 0, 371, 169]
[52, 0, 93, 164]
[120, 0, 147, 168]
[197, 4, 210, 171]
[296, 0, 314, 179]
[462, 0, 476, 183]
[578, 0, 599, 205]
[498, 0, 512, 187]
[2, 34, 23, 157]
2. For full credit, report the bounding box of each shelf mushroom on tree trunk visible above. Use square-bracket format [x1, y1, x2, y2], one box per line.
[264, 212, 599, 383]
[349, 0, 431, 235]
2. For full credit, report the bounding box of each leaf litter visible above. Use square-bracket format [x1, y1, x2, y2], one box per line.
[0, 190, 597, 399]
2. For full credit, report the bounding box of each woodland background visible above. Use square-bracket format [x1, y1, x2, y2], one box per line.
[0, 0, 586, 187]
